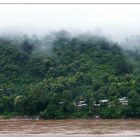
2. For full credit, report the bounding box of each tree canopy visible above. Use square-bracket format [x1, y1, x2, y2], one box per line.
[0, 32, 139, 118]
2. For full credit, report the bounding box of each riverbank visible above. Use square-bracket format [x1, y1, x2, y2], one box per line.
[0, 115, 40, 120]
[0, 116, 138, 121]
[0, 115, 139, 120]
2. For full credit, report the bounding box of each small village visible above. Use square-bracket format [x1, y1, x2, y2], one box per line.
[74, 97, 128, 108]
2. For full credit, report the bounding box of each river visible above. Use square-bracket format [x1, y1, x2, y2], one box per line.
[0, 119, 140, 136]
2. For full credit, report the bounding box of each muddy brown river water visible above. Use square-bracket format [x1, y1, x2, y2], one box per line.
[0, 119, 140, 136]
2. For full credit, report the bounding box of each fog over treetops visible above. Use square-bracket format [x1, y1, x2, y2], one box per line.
[0, 4, 140, 48]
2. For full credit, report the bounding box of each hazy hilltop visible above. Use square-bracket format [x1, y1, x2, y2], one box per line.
[0, 31, 140, 119]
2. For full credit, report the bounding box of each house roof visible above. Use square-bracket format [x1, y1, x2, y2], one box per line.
[99, 99, 109, 103]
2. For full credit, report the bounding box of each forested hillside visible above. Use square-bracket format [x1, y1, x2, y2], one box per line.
[0, 31, 140, 119]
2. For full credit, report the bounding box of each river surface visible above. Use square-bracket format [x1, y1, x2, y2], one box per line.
[0, 119, 140, 136]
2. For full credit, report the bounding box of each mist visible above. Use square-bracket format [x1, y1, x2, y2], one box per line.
[1, 4, 140, 50]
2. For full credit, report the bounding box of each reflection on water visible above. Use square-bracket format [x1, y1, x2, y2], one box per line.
[0, 119, 140, 136]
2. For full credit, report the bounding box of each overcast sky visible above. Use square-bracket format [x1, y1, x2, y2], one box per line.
[0, 4, 140, 41]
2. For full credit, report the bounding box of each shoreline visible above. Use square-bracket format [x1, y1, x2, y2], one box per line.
[0, 115, 139, 121]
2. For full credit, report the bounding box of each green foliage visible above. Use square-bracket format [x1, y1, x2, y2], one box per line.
[0, 33, 140, 118]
